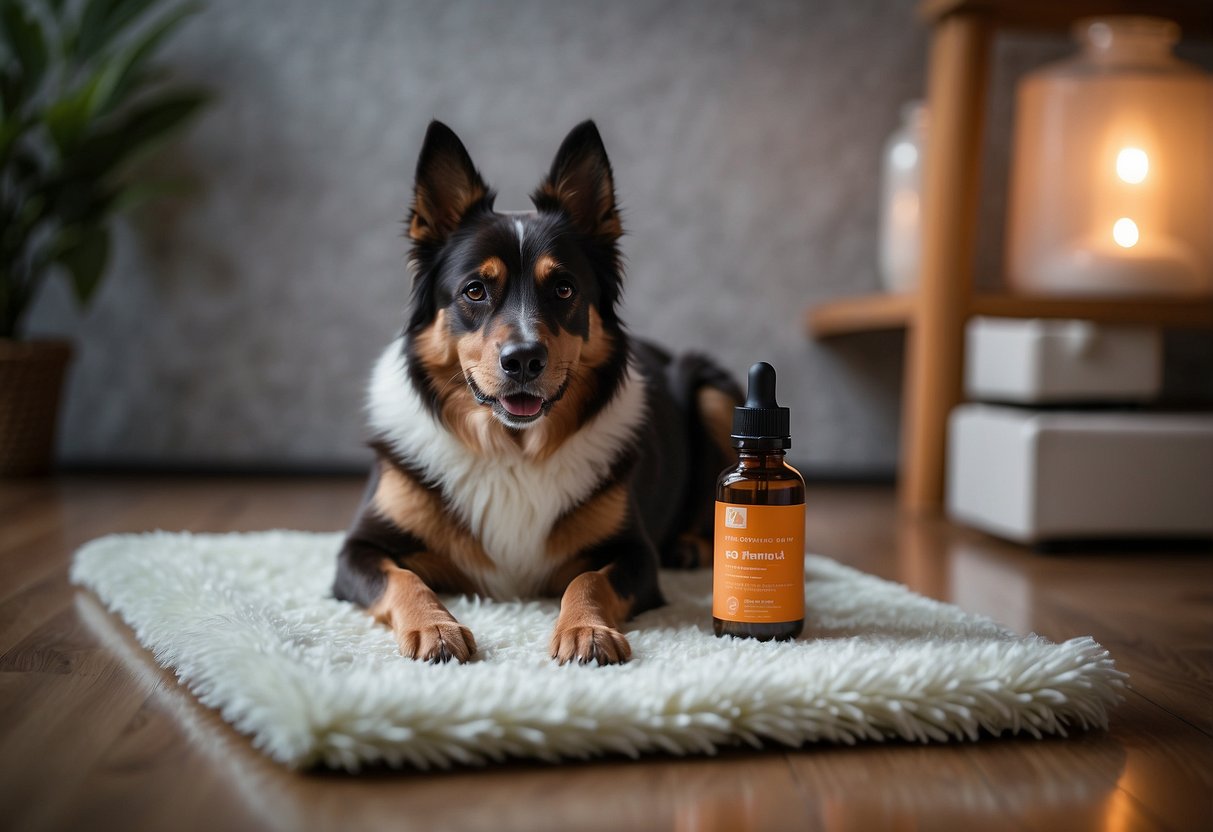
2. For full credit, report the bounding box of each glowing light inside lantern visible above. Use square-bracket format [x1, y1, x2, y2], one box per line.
[1116, 147, 1148, 184]
[1112, 217, 1139, 248]
[891, 141, 917, 170]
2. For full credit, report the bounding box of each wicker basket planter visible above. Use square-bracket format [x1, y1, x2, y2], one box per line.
[0, 339, 73, 476]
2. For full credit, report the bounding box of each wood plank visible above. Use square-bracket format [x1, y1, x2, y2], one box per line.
[58, 595, 297, 832]
[972, 293, 1213, 327]
[1021, 606, 1213, 831]
[901, 11, 993, 512]
[807, 489, 1213, 829]
[1034, 590, 1213, 736]
[1, 477, 1210, 831]
[919, 0, 1213, 38]
[931, 523, 1213, 735]
[805, 292, 1213, 338]
[804, 293, 915, 338]
[786, 743, 1026, 831]
[0, 608, 158, 832]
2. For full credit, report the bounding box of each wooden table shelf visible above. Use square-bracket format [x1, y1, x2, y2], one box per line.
[809, 0, 1213, 513]
[807, 292, 1213, 338]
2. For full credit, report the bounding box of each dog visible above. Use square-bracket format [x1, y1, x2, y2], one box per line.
[333, 120, 741, 665]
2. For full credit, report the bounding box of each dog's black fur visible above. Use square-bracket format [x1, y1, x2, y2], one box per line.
[333, 120, 740, 665]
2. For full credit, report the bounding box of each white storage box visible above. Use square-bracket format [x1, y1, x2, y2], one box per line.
[965, 317, 1161, 403]
[947, 404, 1213, 543]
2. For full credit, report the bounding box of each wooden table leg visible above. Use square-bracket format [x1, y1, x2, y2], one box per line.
[899, 11, 993, 513]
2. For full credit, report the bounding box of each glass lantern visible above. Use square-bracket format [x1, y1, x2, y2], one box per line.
[879, 101, 927, 293]
[1006, 17, 1213, 296]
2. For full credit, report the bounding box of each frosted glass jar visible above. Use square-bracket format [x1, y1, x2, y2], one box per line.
[1006, 17, 1213, 296]
[878, 101, 927, 293]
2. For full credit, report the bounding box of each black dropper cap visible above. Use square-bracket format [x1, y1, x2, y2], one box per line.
[731, 362, 791, 449]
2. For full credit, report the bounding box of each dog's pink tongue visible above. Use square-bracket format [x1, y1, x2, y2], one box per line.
[501, 394, 543, 417]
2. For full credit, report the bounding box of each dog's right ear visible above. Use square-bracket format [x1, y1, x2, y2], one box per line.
[406, 122, 494, 335]
[407, 121, 493, 247]
[531, 120, 621, 242]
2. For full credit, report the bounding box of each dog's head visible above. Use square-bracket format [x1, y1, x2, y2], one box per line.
[402, 121, 628, 450]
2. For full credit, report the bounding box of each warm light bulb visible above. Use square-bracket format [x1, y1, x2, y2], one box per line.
[1116, 148, 1148, 184]
[1112, 217, 1139, 248]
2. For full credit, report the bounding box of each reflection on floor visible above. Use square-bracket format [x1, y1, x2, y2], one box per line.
[0, 477, 1209, 831]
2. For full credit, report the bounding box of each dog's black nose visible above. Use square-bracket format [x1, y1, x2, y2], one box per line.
[500, 341, 548, 382]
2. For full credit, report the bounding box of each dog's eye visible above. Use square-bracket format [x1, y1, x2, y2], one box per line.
[463, 281, 487, 302]
[554, 280, 575, 300]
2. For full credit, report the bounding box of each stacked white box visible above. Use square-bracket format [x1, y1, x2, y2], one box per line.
[948, 405, 1213, 543]
[965, 317, 1161, 403]
[948, 317, 1213, 543]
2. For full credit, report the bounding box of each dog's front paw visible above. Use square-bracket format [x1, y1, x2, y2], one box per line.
[550, 624, 631, 666]
[397, 621, 477, 664]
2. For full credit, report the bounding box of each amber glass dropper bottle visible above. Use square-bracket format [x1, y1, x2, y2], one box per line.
[712, 362, 806, 641]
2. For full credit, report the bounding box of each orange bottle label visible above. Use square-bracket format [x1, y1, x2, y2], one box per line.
[712, 502, 805, 623]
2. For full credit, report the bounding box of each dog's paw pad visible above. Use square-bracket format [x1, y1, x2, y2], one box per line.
[550, 624, 631, 666]
[399, 622, 476, 664]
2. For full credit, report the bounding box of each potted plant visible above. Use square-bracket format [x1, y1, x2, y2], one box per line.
[1, 0, 209, 474]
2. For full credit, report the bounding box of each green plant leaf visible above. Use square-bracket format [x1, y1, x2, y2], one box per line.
[0, 116, 21, 162]
[1, 66, 19, 118]
[105, 1, 201, 108]
[44, 2, 202, 152]
[43, 68, 115, 150]
[76, 0, 158, 61]
[111, 176, 192, 212]
[1, 1, 49, 111]
[2, 0, 210, 332]
[52, 225, 110, 306]
[60, 88, 209, 180]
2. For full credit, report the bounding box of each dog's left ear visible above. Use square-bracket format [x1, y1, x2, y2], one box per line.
[531, 121, 622, 241]
[408, 121, 493, 246]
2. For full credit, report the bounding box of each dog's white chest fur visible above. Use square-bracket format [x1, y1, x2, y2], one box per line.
[367, 340, 644, 599]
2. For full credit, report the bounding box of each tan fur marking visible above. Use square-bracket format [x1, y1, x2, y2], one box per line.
[697, 386, 738, 459]
[534, 254, 561, 283]
[549, 565, 633, 665]
[535, 177, 621, 240]
[369, 562, 476, 662]
[397, 549, 480, 596]
[409, 180, 488, 243]
[408, 214, 428, 240]
[411, 290, 616, 460]
[451, 321, 528, 454]
[372, 461, 495, 587]
[478, 256, 506, 280]
[599, 211, 623, 239]
[413, 312, 500, 455]
[579, 308, 613, 369]
[520, 310, 613, 458]
[414, 309, 455, 370]
[542, 554, 591, 598]
[545, 483, 628, 562]
[519, 311, 613, 460]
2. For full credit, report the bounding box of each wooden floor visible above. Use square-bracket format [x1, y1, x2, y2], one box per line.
[0, 476, 1209, 832]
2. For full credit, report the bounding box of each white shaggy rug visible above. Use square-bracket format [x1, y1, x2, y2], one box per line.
[71, 531, 1126, 771]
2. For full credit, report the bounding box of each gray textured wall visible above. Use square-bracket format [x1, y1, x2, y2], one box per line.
[26, 0, 1213, 472]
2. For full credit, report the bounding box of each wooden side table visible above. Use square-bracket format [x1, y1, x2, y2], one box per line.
[806, 0, 1213, 513]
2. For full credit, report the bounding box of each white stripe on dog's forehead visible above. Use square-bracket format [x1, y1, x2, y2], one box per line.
[502, 209, 536, 271]
[511, 218, 539, 341]
[513, 218, 526, 262]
